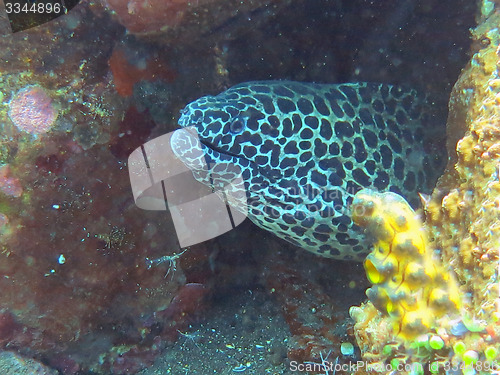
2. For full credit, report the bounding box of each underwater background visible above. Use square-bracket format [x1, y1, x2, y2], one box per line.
[0, 0, 498, 374]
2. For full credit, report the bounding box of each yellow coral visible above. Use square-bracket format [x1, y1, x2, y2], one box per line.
[352, 189, 461, 341]
[350, 8, 500, 374]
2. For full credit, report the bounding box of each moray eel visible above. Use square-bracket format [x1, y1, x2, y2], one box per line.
[171, 81, 443, 260]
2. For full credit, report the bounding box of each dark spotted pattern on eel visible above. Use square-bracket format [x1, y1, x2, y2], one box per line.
[171, 81, 444, 261]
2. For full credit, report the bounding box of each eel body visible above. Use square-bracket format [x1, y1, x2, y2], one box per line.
[171, 81, 443, 260]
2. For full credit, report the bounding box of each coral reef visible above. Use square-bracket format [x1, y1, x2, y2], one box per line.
[0, 350, 58, 375]
[350, 4, 500, 375]
[108, 42, 175, 97]
[351, 189, 461, 341]
[0, 0, 477, 373]
[102, 0, 215, 35]
[0, 3, 201, 374]
[0, 164, 23, 198]
[0, 0, 306, 372]
[101, 0, 294, 40]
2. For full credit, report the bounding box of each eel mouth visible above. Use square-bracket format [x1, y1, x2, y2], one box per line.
[199, 139, 241, 159]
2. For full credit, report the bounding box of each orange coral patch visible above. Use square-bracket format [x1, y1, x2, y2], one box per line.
[108, 47, 176, 97]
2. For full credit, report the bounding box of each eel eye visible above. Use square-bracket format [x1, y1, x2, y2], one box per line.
[229, 118, 245, 134]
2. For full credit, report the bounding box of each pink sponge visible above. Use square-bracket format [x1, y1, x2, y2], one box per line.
[8, 85, 58, 135]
